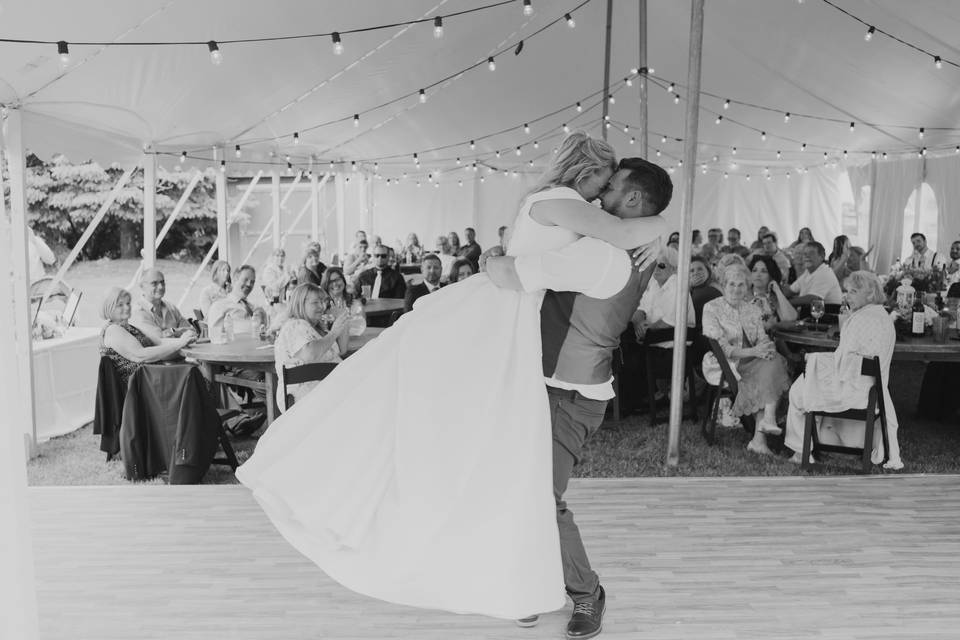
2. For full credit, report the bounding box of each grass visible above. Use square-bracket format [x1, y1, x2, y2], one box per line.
[27, 362, 960, 486]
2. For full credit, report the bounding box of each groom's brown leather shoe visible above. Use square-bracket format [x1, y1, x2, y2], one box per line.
[566, 585, 605, 639]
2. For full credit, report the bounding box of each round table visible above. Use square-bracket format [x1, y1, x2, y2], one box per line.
[362, 298, 405, 319]
[772, 325, 960, 362]
[182, 327, 385, 424]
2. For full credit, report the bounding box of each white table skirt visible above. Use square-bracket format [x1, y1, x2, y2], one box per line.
[31, 327, 101, 442]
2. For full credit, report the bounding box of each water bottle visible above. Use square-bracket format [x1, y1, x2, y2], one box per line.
[223, 313, 234, 342]
[348, 299, 366, 336]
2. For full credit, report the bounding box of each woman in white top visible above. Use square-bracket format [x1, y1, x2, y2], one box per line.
[237, 132, 668, 620]
[274, 284, 349, 411]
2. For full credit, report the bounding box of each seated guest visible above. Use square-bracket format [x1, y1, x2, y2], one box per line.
[435, 235, 457, 279]
[632, 247, 695, 342]
[903, 232, 946, 271]
[130, 268, 196, 344]
[691, 229, 703, 254]
[448, 258, 475, 284]
[786, 241, 843, 306]
[688, 256, 723, 371]
[749, 226, 769, 252]
[784, 271, 903, 469]
[827, 235, 855, 285]
[261, 248, 291, 303]
[447, 231, 461, 257]
[207, 265, 268, 341]
[321, 267, 354, 312]
[354, 246, 407, 299]
[343, 240, 371, 277]
[786, 227, 814, 279]
[303, 242, 327, 277]
[99, 287, 194, 386]
[748, 255, 797, 331]
[401, 233, 424, 264]
[702, 264, 791, 455]
[297, 250, 324, 287]
[274, 284, 350, 411]
[457, 227, 482, 271]
[404, 254, 443, 313]
[755, 232, 793, 284]
[722, 227, 752, 258]
[705, 227, 724, 255]
[946, 240, 960, 286]
[712, 252, 748, 290]
[199, 260, 232, 316]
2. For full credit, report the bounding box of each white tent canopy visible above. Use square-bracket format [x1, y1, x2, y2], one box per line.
[2, 0, 959, 258]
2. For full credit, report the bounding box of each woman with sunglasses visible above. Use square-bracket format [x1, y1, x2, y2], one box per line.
[237, 132, 668, 621]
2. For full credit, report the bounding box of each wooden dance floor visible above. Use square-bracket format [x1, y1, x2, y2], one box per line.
[29, 476, 960, 639]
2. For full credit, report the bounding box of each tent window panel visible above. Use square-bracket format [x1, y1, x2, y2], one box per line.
[901, 183, 939, 260]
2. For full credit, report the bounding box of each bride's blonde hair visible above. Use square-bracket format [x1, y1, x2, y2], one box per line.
[529, 132, 616, 196]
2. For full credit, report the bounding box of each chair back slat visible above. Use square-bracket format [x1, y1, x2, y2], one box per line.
[706, 337, 739, 395]
[283, 362, 338, 386]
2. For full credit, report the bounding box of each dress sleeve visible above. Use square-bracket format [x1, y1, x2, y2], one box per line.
[514, 238, 631, 299]
[701, 301, 736, 358]
[275, 320, 320, 366]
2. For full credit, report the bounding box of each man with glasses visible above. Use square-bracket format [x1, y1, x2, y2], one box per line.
[354, 246, 407, 300]
[130, 268, 195, 344]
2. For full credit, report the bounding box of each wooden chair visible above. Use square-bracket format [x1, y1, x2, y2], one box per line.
[701, 338, 740, 444]
[642, 329, 698, 427]
[193, 308, 204, 321]
[279, 362, 338, 412]
[801, 355, 889, 474]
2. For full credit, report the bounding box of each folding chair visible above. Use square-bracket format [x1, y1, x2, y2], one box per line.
[279, 362, 338, 412]
[643, 328, 698, 427]
[701, 337, 740, 444]
[801, 355, 889, 474]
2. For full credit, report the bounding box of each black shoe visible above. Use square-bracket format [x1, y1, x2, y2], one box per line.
[515, 615, 539, 628]
[228, 412, 266, 438]
[566, 585, 605, 639]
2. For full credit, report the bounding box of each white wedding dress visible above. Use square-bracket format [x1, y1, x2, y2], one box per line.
[236, 186, 586, 619]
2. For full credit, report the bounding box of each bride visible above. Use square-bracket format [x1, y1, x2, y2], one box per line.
[236, 132, 667, 619]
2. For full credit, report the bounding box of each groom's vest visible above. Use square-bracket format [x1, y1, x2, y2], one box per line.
[540, 257, 654, 385]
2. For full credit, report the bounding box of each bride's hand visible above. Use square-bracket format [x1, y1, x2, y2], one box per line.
[631, 238, 661, 272]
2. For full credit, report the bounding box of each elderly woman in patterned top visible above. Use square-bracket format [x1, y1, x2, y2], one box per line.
[273, 283, 351, 411]
[702, 264, 791, 456]
[99, 287, 194, 386]
[784, 271, 903, 469]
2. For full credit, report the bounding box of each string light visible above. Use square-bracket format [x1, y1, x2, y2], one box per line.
[776, 150, 782, 159]
[576, 102, 582, 112]
[523, 0, 533, 16]
[731, 146, 737, 155]
[351, 161, 357, 171]
[624, 76, 632, 87]
[180, 151, 186, 163]
[800, 143, 807, 151]
[286, 161, 293, 174]
[495, 150, 501, 158]
[487, 57, 496, 71]
[515, 146, 522, 156]
[843, 150, 848, 160]
[956, 146, 960, 154]
[433, 16, 444, 39]
[220, 160, 226, 173]
[455, 157, 461, 165]
[784, 112, 791, 123]
[629, 137, 635, 144]
[533, 140, 539, 149]
[234, 145, 241, 158]
[921, 147, 927, 157]
[864, 26, 875, 42]
[935, 56, 943, 69]
[562, 123, 569, 133]
[667, 83, 675, 93]
[523, 123, 530, 134]
[871, 151, 877, 159]
[673, 94, 680, 104]
[723, 99, 730, 110]
[724, 172, 729, 179]
[57, 40, 70, 65]
[715, 115, 723, 124]
[565, 13, 576, 28]
[419, 89, 427, 103]
[207, 41, 222, 65]
[332, 32, 343, 55]
[882, 152, 888, 160]
[623, 125, 630, 133]
[760, 131, 766, 141]
[528, 160, 534, 167]
[285, 154, 291, 162]
[655, 149, 661, 157]
[469, 140, 475, 150]
[849, 122, 855, 132]
[918, 127, 925, 139]
[413, 152, 419, 165]
[712, 155, 719, 162]
[353, 114, 359, 127]
[293, 132, 300, 144]
[608, 95, 615, 104]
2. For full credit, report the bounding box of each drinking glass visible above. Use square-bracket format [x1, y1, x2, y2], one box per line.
[810, 299, 825, 330]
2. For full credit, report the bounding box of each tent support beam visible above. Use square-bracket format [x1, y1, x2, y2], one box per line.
[177, 170, 262, 308]
[285, 174, 330, 245]
[666, 0, 705, 467]
[215, 151, 229, 264]
[243, 170, 302, 264]
[142, 151, 157, 269]
[600, 0, 613, 141]
[638, 0, 649, 158]
[2, 108, 39, 458]
[335, 174, 346, 263]
[310, 173, 321, 241]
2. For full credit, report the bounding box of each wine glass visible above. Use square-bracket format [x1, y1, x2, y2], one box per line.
[810, 298, 825, 330]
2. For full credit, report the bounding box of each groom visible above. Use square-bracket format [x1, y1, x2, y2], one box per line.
[487, 157, 673, 639]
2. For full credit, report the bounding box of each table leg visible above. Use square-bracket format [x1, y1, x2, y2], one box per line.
[264, 372, 277, 425]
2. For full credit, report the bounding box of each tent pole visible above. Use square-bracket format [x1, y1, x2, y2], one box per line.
[0, 111, 40, 636]
[310, 173, 321, 241]
[638, 0, 649, 159]
[335, 174, 346, 264]
[215, 149, 229, 264]
[271, 172, 281, 250]
[2, 108, 39, 458]
[666, 0, 705, 467]
[600, 0, 613, 141]
[142, 150, 157, 269]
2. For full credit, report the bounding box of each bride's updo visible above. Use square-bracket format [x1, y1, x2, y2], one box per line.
[529, 131, 616, 195]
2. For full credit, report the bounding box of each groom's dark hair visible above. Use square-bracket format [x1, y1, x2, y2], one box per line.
[617, 157, 673, 216]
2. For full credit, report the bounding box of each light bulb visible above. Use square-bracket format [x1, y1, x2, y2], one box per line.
[419, 89, 427, 103]
[57, 41, 70, 65]
[455, 157, 461, 165]
[849, 122, 855, 132]
[623, 125, 629, 133]
[608, 95, 615, 104]
[220, 160, 226, 173]
[332, 32, 343, 55]
[760, 131, 766, 141]
[434, 16, 443, 39]
[732, 147, 737, 155]
[286, 162, 292, 174]
[234, 145, 241, 158]
[655, 149, 661, 157]
[625, 76, 632, 87]
[935, 56, 942, 69]
[353, 114, 359, 127]
[723, 99, 730, 110]
[515, 146, 522, 156]
[524, 123, 530, 134]
[523, 0, 533, 16]
[865, 26, 874, 42]
[576, 102, 582, 112]
[724, 172, 729, 179]
[469, 140, 475, 150]
[180, 151, 186, 164]
[293, 132, 300, 144]
[285, 154, 291, 162]
[207, 41, 222, 65]
[660, 135, 667, 143]
[776, 150, 782, 159]
[716, 115, 723, 124]
[882, 152, 888, 160]
[566, 13, 575, 28]
[629, 137, 635, 145]
[487, 57, 496, 71]
[667, 83, 675, 93]
[712, 155, 719, 162]
[562, 123, 569, 133]
[673, 94, 680, 104]
[351, 161, 357, 171]
[918, 127, 925, 139]
[458, 180, 462, 187]
[533, 141, 539, 149]
[801, 143, 806, 151]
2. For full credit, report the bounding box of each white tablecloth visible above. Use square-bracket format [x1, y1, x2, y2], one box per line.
[30, 327, 101, 442]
